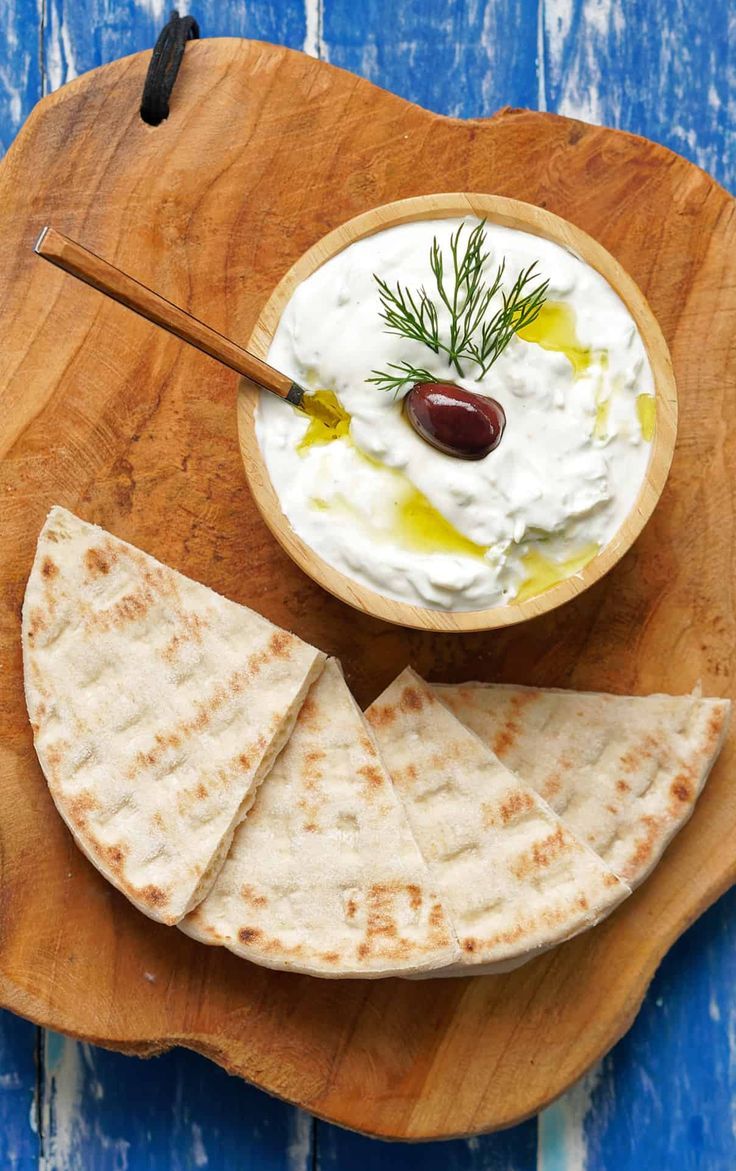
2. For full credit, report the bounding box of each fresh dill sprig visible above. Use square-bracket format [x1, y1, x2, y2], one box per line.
[373, 276, 441, 356]
[369, 220, 549, 392]
[365, 362, 437, 398]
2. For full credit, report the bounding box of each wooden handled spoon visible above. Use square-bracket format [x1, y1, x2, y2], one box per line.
[34, 227, 503, 459]
[34, 226, 308, 407]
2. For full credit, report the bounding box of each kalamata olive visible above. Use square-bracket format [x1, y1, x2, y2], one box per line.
[404, 382, 506, 460]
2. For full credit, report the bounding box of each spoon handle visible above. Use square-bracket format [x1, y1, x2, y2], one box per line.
[34, 226, 304, 405]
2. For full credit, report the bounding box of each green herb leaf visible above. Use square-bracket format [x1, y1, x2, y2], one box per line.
[369, 220, 549, 386]
[365, 362, 437, 397]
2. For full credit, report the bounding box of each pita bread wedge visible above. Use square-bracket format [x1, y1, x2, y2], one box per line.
[436, 682, 731, 887]
[366, 669, 630, 971]
[22, 507, 325, 925]
[183, 659, 460, 977]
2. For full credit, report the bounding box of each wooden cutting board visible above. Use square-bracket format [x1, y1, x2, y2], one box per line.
[1, 38, 734, 1142]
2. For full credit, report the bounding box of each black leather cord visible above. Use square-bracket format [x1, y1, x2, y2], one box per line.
[140, 10, 200, 126]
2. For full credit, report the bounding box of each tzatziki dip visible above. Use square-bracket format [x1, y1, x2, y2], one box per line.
[256, 217, 655, 611]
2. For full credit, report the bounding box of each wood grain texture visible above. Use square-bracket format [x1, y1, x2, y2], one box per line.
[35, 227, 299, 397]
[0, 38, 734, 1142]
[239, 191, 677, 631]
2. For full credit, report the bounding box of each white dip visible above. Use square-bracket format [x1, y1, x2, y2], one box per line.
[256, 218, 655, 610]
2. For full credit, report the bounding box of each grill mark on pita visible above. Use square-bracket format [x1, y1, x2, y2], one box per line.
[26, 609, 47, 642]
[161, 611, 207, 663]
[353, 883, 436, 959]
[367, 887, 400, 938]
[43, 739, 70, 783]
[28, 659, 51, 702]
[619, 733, 668, 775]
[512, 826, 569, 880]
[492, 721, 518, 758]
[408, 885, 422, 911]
[186, 662, 456, 971]
[682, 704, 728, 767]
[129, 663, 272, 776]
[428, 903, 445, 930]
[85, 588, 156, 632]
[137, 884, 169, 910]
[358, 763, 385, 794]
[669, 771, 695, 804]
[478, 899, 587, 950]
[400, 686, 424, 712]
[26, 508, 325, 929]
[490, 693, 538, 757]
[625, 814, 662, 876]
[366, 702, 394, 728]
[101, 843, 129, 874]
[482, 790, 535, 829]
[268, 630, 296, 659]
[240, 885, 268, 908]
[542, 774, 562, 800]
[68, 789, 100, 828]
[303, 748, 325, 791]
[84, 547, 112, 577]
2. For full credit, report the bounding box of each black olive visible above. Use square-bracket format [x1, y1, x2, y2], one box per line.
[404, 382, 506, 460]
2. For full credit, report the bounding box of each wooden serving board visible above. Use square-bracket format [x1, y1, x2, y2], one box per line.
[0, 38, 734, 1141]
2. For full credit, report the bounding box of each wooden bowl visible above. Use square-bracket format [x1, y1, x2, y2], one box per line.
[237, 192, 678, 632]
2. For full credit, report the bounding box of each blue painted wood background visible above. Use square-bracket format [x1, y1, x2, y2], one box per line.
[1, 2, 734, 1167]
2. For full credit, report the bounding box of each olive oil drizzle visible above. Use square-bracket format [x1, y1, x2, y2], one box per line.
[297, 390, 351, 452]
[297, 391, 489, 559]
[294, 385, 602, 599]
[515, 543, 599, 603]
[517, 300, 596, 378]
[636, 393, 656, 441]
[393, 484, 488, 558]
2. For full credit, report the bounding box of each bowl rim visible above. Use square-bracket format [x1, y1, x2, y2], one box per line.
[237, 192, 678, 633]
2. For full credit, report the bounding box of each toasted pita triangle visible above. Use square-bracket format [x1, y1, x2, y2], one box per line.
[436, 681, 730, 887]
[366, 669, 630, 970]
[183, 659, 460, 976]
[23, 507, 325, 925]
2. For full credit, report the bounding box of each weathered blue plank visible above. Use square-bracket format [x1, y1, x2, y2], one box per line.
[41, 0, 310, 92]
[39, 1032, 314, 1170]
[570, 887, 736, 1171]
[323, 0, 540, 118]
[539, 0, 735, 194]
[317, 1113, 537, 1170]
[0, 0, 42, 155]
[0, 1013, 39, 1171]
